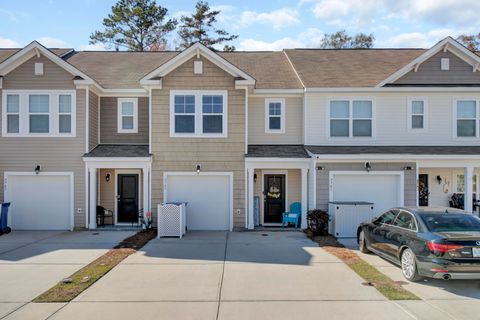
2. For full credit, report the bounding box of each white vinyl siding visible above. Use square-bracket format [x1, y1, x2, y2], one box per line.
[265, 98, 285, 134]
[305, 92, 480, 146]
[407, 98, 427, 131]
[328, 99, 373, 138]
[117, 98, 138, 133]
[455, 100, 478, 138]
[170, 90, 227, 138]
[1, 90, 76, 137]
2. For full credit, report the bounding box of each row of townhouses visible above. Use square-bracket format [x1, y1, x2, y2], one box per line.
[1, 36, 480, 232]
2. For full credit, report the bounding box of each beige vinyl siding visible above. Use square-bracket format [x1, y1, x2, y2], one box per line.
[151, 57, 246, 228]
[305, 91, 480, 146]
[2, 55, 75, 89]
[248, 96, 303, 144]
[393, 51, 480, 85]
[253, 169, 301, 224]
[0, 89, 87, 228]
[99, 169, 116, 213]
[315, 162, 417, 211]
[89, 90, 99, 150]
[99, 97, 149, 144]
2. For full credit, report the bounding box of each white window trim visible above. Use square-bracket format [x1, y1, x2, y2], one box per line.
[5, 94, 20, 134]
[1, 90, 76, 137]
[117, 98, 138, 133]
[455, 173, 478, 194]
[453, 98, 480, 139]
[407, 97, 428, 131]
[169, 90, 228, 138]
[326, 98, 376, 139]
[265, 98, 285, 134]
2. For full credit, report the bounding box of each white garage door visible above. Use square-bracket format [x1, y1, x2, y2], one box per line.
[331, 173, 403, 216]
[5, 174, 72, 230]
[166, 174, 231, 230]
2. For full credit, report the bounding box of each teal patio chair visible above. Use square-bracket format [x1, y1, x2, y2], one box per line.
[282, 202, 301, 228]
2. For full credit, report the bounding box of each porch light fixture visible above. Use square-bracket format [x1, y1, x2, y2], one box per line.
[105, 173, 111, 182]
[436, 175, 442, 184]
[254, 173, 257, 183]
[365, 162, 371, 172]
[403, 166, 412, 171]
[34, 164, 41, 175]
[196, 164, 201, 175]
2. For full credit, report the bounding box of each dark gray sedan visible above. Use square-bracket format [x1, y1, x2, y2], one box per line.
[357, 207, 480, 281]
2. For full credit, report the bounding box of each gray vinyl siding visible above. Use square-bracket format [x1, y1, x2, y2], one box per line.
[393, 51, 480, 85]
[248, 96, 303, 144]
[89, 90, 99, 151]
[151, 57, 246, 228]
[99, 97, 149, 144]
[0, 88, 87, 228]
[315, 162, 417, 211]
[98, 169, 116, 213]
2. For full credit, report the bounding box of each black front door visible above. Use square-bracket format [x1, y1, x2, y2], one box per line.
[418, 174, 429, 206]
[117, 174, 139, 223]
[264, 174, 285, 224]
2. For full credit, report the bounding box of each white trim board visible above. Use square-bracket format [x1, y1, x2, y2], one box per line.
[163, 171, 234, 231]
[4, 171, 75, 231]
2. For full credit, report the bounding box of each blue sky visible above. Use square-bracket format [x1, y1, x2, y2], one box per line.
[0, 0, 479, 51]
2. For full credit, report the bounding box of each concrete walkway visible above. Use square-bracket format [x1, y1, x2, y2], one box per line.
[48, 231, 416, 320]
[0, 230, 135, 319]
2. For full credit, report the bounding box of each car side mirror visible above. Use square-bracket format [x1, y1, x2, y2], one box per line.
[372, 217, 380, 225]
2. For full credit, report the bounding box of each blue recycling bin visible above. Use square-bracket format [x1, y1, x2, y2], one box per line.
[0, 202, 11, 235]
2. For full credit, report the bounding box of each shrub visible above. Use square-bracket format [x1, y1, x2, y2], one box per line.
[306, 209, 329, 236]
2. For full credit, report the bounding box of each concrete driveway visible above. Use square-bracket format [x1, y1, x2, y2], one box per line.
[47, 231, 419, 320]
[355, 248, 480, 320]
[0, 230, 135, 319]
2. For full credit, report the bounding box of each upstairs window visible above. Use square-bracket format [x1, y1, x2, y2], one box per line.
[117, 98, 138, 133]
[202, 95, 223, 133]
[170, 90, 227, 137]
[456, 100, 478, 137]
[58, 94, 72, 133]
[265, 99, 285, 133]
[329, 99, 373, 137]
[408, 98, 427, 130]
[2, 90, 75, 137]
[6, 94, 20, 133]
[29, 94, 49, 133]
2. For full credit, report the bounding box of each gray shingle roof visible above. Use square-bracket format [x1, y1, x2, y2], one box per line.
[247, 145, 310, 158]
[305, 145, 480, 155]
[83, 144, 151, 157]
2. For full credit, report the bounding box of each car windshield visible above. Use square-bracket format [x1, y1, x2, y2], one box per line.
[420, 213, 480, 232]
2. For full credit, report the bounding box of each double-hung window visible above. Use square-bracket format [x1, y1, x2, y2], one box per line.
[29, 94, 50, 133]
[456, 100, 478, 137]
[117, 98, 138, 133]
[408, 98, 427, 130]
[2, 90, 76, 137]
[265, 99, 285, 133]
[6, 94, 20, 133]
[58, 94, 72, 133]
[170, 90, 227, 137]
[329, 99, 373, 137]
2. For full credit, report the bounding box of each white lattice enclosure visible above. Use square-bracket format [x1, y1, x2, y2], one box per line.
[157, 203, 187, 238]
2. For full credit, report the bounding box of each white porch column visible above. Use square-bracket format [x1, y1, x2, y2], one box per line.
[301, 168, 308, 229]
[247, 168, 254, 230]
[464, 167, 474, 213]
[142, 166, 150, 224]
[88, 167, 97, 229]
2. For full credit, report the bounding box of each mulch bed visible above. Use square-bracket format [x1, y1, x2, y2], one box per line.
[305, 230, 420, 300]
[34, 229, 156, 303]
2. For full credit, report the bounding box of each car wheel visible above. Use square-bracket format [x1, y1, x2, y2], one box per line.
[401, 248, 423, 282]
[358, 230, 370, 253]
